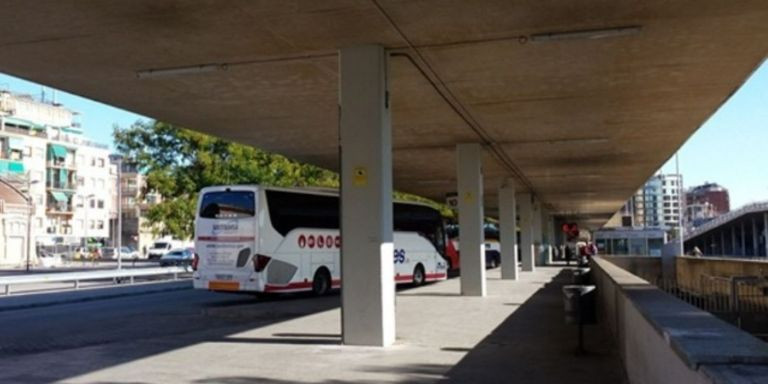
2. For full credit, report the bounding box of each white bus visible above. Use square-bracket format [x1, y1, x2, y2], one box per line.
[193, 185, 448, 295]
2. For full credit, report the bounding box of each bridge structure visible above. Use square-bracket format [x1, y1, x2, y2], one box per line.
[685, 201, 768, 258]
[0, 1, 767, 351]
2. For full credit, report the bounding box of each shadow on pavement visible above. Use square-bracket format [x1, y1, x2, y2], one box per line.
[440, 269, 628, 384]
[0, 290, 342, 384]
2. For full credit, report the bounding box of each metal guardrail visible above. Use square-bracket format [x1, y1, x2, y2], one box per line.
[0, 266, 190, 296]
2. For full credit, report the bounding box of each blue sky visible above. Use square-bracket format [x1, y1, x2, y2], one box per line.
[0, 75, 147, 149]
[1, 59, 767, 209]
[659, 59, 768, 210]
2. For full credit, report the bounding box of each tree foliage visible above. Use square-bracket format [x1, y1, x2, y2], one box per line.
[113, 121, 338, 239]
[114, 120, 453, 239]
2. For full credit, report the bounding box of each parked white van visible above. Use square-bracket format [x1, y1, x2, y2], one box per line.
[147, 237, 188, 259]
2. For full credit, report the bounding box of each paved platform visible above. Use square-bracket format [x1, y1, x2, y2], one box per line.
[1, 267, 627, 383]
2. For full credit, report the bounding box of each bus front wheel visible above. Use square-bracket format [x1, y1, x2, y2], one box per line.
[312, 268, 331, 296]
[412, 265, 425, 286]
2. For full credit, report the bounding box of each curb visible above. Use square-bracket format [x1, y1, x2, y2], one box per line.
[0, 280, 193, 312]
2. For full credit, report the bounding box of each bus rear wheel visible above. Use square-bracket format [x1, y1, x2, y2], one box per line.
[312, 268, 331, 296]
[412, 265, 425, 286]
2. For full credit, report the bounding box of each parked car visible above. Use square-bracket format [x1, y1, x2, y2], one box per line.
[103, 246, 140, 260]
[147, 237, 188, 259]
[159, 248, 195, 267]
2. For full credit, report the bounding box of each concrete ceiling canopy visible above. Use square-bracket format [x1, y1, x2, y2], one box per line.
[0, 0, 766, 229]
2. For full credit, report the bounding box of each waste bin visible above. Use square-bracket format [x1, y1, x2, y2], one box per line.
[563, 284, 597, 353]
[563, 285, 596, 325]
[572, 268, 591, 285]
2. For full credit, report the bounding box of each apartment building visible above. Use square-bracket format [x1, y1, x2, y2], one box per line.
[117, 161, 160, 255]
[0, 91, 113, 266]
[606, 173, 684, 232]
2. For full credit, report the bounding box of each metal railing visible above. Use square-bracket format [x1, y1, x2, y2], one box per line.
[653, 274, 768, 337]
[0, 266, 190, 296]
[687, 201, 768, 239]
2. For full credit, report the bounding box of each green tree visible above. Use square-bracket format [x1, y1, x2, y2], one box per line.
[114, 120, 453, 239]
[113, 120, 338, 239]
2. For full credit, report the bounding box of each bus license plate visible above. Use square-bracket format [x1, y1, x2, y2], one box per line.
[215, 274, 233, 280]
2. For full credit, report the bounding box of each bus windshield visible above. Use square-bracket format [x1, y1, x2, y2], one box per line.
[200, 191, 255, 219]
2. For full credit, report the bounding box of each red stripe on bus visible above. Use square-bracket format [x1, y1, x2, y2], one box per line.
[265, 274, 445, 292]
[197, 236, 255, 242]
[426, 273, 446, 280]
[264, 282, 312, 292]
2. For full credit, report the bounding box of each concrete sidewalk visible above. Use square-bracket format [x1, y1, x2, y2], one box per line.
[4, 267, 626, 383]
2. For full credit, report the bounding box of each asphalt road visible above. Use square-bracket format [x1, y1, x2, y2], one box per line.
[0, 287, 340, 360]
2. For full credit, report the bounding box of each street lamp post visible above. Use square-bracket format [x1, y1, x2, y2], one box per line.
[84, 193, 95, 258]
[24, 176, 39, 272]
[110, 154, 124, 271]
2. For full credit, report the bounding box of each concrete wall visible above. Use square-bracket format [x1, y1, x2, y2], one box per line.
[676, 256, 768, 284]
[592, 257, 768, 384]
[602, 256, 662, 283]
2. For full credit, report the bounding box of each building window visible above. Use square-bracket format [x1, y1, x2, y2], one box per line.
[97, 220, 104, 230]
[98, 158, 105, 168]
[89, 220, 95, 230]
[97, 200, 105, 209]
[90, 199, 96, 208]
[77, 177, 84, 187]
[76, 196, 84, 207]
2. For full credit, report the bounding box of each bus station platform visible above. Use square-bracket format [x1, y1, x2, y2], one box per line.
[1, 267, 627, 383]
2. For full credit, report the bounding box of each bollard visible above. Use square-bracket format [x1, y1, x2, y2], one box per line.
[74, 280, 80, 290]
[4, 284, 10, 296]
[130, 275, 135, 285]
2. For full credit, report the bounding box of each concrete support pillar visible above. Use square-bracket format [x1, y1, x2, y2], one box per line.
[764, 213, 768, 258]
[721, 231, 726, 256]
[740, 221, 746, 257]
[752, 218, 759, 257]
[546, 213, 556, 264]
[457, 143, 486, 296]
[532, 199, 543, 266]
[518, 193, 534, 272]
[339, 45, 394, 347]
[499, 179, 517, 280]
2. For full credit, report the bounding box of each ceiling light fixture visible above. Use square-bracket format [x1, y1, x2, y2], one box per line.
[503, 137, 609, 146]
[136, 63, 228, 79]
[529, 25, 642, 43]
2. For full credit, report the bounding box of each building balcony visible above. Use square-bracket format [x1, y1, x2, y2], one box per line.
[2, 124, 48, 138]
[46, 160, 76, 170]
[46, 181, 77, 191]
[0, 158, 25, 175]
[46, 205, 74, 215]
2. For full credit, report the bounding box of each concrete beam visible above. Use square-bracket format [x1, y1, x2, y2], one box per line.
[457, 143, 486, 296]
[499, 179, 517, 280]
[339, 45, 394, 347]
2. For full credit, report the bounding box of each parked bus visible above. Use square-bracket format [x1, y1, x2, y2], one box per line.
[445, 223, 502, 270]
[193, 185, 448, 295]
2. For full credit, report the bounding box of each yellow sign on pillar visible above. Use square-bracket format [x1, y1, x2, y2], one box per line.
[353, 166, 368, 187]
